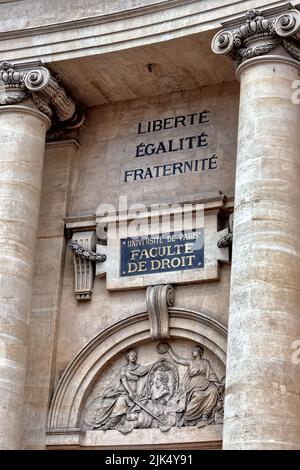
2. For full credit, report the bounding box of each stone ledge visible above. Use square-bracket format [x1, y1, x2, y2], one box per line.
[46, 424, 222, 449]
[0, 0, 287, 62]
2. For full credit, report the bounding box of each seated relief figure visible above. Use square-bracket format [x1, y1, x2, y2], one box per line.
[83, 349, 150, 434]
[157, 343, 221, 427]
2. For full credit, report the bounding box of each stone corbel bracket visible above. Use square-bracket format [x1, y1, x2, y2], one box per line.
[212, 7, 300, 65]
[0, 60, 84, 127]
[146, 284, 175, 340]
[217, 230, 232, 249]
[217, 212, 233, 249]
[68, 231, 107, 301]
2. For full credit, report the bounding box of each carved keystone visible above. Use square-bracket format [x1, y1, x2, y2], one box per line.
[146, 284, 174, 339]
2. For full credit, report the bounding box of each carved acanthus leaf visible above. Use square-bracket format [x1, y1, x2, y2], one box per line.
[31, 92, 53, 118]
[282, 38, 300, 61]
[0, 62, 27, 104]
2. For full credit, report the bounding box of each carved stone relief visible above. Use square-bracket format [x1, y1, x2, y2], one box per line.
[212, 8, 300, 66]
[82, 341, 225, 434]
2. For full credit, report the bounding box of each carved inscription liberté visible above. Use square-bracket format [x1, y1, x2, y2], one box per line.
[124, 110, 218, 182]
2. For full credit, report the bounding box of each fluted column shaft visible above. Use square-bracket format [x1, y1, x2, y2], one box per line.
[212, 7, 300, 449]
[0, 60, 79, 449]
[0, 104, 50, 449]
[224, 55, 300, 449]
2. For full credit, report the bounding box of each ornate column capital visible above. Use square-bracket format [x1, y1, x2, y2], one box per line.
[211, 7, 300, 65]
[0, 60, 83, 128]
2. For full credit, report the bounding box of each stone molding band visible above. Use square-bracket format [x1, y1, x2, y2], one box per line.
[0, 104, 51, 128]
[0, 60, 83, 126]
[235, 53, 300, 80]
[212, 8, 300, 67]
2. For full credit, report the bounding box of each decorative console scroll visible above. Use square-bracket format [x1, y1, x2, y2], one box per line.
[146, 284, 174, 340]
[69, 231, 106, 301]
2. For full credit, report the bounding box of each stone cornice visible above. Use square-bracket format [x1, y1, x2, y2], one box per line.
[212, 5, 300, 65]
[0, 0, 292, 63]
[0, 60, 84, 126]
[0, 104, 51, 128]
[0, 0, 206, 39]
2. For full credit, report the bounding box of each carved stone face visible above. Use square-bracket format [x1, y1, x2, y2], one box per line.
[192, 347, 202, 359]
[127, 350, 137, 363]
[151, 371, 170, 401]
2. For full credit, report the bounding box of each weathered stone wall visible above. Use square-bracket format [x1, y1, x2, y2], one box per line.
[59, 82, 237, 393]
[70, 81, 238, 212]
[23, 80, 238, 448]
[22, 142, 79, 449]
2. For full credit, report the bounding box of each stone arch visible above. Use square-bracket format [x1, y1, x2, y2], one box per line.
[47, 309, 227, 431]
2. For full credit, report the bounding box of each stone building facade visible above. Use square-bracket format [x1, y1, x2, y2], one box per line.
[0, 0, 300, 450]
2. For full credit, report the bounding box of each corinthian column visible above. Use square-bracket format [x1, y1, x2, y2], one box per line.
[0, 61, 79, 449]
[212, 8, 300, 449]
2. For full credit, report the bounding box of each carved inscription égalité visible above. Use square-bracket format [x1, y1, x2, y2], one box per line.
[83, 343, 224, 434]
[123, 110, 218, 183]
